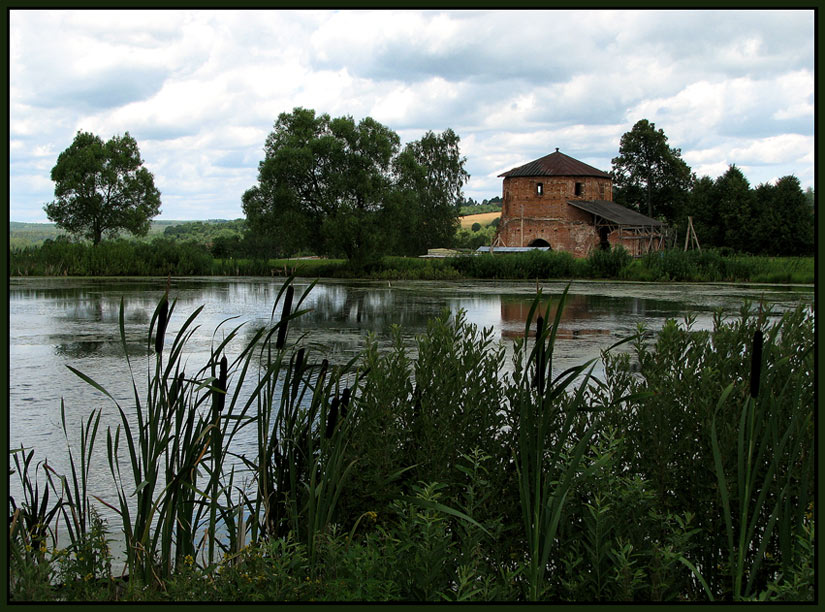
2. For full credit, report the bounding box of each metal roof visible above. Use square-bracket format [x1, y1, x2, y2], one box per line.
[498, 150, 610, 178]
[567, 200, 665, 227]
[475, 246, 550, 253]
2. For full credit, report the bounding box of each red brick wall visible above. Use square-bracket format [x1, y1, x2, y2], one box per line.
[498, 175, 612, 256]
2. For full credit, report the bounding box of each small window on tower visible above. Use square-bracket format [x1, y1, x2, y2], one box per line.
[536, 182, 543, 196]
[575, 182, 584, 196]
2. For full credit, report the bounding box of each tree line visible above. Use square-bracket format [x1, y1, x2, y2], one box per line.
[40, 116, 813, 262]
[611, 119, 814, 256]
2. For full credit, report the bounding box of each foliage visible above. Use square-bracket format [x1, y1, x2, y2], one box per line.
[389, 128, 469, 255]
[242, 108, 468, 262]
[611, 119, 693, 221]
[44, 131, 161, 245]
[459, 202, 502, 216]
[585, 246, 632, 278]
[685, 168, 813, 256]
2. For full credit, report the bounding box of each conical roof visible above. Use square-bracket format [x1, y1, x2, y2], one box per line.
[498, 149, 610, 178]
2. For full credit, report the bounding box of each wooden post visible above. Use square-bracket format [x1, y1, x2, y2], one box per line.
[684, 216, 701, 252]
[520, 203, 524, 247]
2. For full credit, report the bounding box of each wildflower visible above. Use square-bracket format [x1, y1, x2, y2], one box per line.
[366, 511, 378, 522]
[84, 573, 93, 582]
[184, 555, 194, 567]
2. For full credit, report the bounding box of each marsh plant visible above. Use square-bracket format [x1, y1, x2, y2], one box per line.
[8, 279, 814, 602]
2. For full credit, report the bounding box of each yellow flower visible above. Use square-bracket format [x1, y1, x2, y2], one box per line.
[84, 573, 93, 582]
[366, 511, 378, 522]
[184, 555, 194, 566]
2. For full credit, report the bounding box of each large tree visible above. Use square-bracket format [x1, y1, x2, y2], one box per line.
[389, 128, 469, 255]
[611, 119, 693, 221]
[44, 131, 161, 245]
[243, 108, 468, 261]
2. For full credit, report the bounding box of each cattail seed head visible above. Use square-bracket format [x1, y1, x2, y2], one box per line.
[275, 285, 295, 350]
[155, 296, 169, 354]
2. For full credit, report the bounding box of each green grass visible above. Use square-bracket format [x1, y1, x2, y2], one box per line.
[9, 235, 814, 284]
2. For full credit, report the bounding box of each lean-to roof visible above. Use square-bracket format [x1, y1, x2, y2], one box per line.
[567, 200, 665, 227]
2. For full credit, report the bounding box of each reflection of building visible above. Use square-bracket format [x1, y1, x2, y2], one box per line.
[499, 294, 610, 340]
[494, 149, 667, 257]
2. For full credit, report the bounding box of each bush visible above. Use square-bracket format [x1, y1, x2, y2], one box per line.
[585, 246, 632, 278]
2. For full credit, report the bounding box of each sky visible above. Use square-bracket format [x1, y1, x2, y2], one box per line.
[9, 9, 816, 223]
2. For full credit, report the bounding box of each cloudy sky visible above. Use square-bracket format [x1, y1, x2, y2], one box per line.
[9, 9, 815, 223]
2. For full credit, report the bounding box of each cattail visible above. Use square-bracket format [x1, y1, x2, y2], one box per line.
[155, 295, 169, 354]
[214, 355, 227, 413]
[340, 387, 351, 419]
[275, 285, 294, 350]
[325, 395, 340, 439]
[750, 329, 763, 399]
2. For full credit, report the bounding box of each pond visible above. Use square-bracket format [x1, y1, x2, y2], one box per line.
[8, 276, 813, 559]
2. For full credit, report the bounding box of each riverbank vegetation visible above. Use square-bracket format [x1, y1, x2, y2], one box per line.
[9, 238, 814, 285]
[8, 279, 814, 602]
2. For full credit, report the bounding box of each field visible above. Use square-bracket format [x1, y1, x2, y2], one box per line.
[8, 220, 194, 249]
[459, 211, 500, 228]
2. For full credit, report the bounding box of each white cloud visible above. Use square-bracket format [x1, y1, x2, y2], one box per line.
[8, 9, 815, 221]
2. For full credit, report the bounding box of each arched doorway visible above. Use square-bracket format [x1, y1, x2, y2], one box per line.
[527, 238, 551, 248]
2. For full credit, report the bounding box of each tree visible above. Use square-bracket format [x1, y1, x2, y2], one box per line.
[714, 165, 756, 253]
[44, 131, 161, 245]
[243, 108, 400, 263]
[611, 119, 693, 221]
[753, 176, 814, 256]
[243, 108, 468, 262]
[390, 128, 469, 255]
[686, 175, 719, 247]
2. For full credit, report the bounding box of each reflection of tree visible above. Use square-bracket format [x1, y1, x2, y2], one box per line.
[55, 341, 104, 358]
[54, 340, 147, 358]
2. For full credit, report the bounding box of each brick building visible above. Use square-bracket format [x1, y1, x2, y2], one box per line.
[493, 149, 667, 257]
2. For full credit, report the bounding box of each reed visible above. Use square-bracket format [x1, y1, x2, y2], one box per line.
[8, 278, 813, 601]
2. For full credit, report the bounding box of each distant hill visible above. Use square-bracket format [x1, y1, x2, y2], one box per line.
[8, 220, 208, 249]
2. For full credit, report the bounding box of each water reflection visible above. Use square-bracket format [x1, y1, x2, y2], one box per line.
[9, 276, 813, 569]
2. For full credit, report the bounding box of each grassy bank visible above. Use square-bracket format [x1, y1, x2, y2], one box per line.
[9, 238, 814, 284]
[9, 279, 814, 602]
